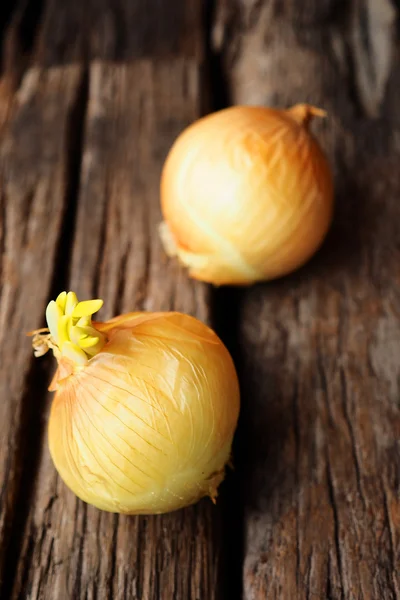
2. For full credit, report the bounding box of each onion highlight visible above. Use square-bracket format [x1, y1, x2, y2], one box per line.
[160, 104, 334, 285]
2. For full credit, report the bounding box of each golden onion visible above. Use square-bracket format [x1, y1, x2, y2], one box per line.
[30, 292, 240, 514]
[160, 104, 334, 285]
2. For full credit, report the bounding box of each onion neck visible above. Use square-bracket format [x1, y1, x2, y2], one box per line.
[30, 291, 106, 366]
[286, 103, 327, 129]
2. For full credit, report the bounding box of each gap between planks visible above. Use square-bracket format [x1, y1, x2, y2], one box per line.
[213, 0, 400, 598]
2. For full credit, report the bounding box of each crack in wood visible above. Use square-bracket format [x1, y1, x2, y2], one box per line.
[325, 457, 345, 599]
[107, 514, 119, 600]
[211, 286, 244, 600]
[0, 191, 5, 300]
[91, 189, 108, 301]
[292, 375, 301, 592]
[0, 0, 46, 86]
[339, 366, 366, 510]
[0, 0, 21, 75]
[73, 502, 87, 600]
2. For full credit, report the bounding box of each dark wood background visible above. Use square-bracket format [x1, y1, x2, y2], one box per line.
[1, 0, 400, 598]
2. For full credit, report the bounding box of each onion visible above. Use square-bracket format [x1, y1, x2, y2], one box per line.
[30, 292, 240, 514]
[160, 104, 334, 285]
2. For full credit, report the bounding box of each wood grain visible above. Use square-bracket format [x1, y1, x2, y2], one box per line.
[0, 0, 225, 598]
[34, 0, 202, 65]
[10, 59, 221, 600]
[0, 64, 83, 589]
[2, 0, 399, 597]
[214, 0, 400, 598]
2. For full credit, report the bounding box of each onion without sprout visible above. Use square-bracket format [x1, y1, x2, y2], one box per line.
[160, 104, 334, 285]
[30, 292, 240, 514]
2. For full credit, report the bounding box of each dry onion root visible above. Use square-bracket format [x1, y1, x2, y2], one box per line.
[30, 292, 240, 514]
[160, 104, 334, 286]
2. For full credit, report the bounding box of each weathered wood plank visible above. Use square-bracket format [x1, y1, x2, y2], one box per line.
[10, 58, 223, 600]
[214, 0, 400, 598]
[0, 1, 227, 598]
[35, 0, 202, 65]
[0, 65, 83, 590]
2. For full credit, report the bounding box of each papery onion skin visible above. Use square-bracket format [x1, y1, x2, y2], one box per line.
[48, 311, 240, 514]
[160, 104, 334, 285]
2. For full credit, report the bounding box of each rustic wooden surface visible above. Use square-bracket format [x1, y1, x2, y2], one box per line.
[214, 0, 400, 598]
[0, 2, 224, 600]
[0, 0, 400, 598]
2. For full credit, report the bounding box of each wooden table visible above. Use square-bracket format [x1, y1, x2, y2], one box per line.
[1, 1, 399, 598]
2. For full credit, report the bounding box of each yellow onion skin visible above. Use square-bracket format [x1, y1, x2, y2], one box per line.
[48, 312, 240, 514]
[160, 104, 334, 285]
